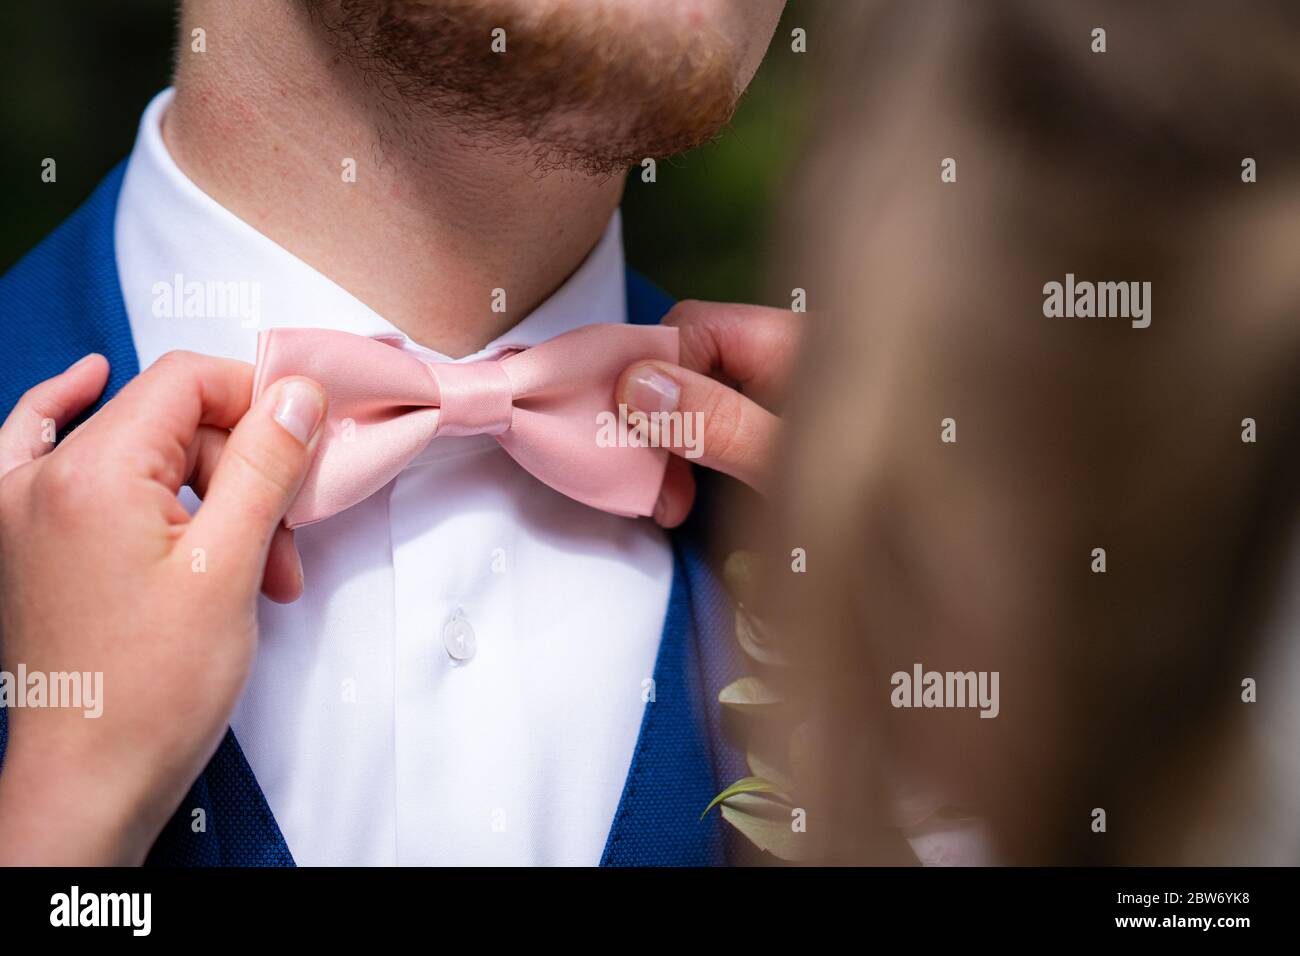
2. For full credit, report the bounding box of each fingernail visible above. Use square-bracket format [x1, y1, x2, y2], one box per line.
[652, 492, 669, 526]
[626, 365, 680, 414]
[272, 380, 324, 445]
[67, 353, 101, 372]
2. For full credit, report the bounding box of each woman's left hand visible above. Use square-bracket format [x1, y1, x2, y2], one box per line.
[617, 300, 802, 527]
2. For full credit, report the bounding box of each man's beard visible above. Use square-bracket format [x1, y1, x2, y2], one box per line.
[303, 0, 742, 174]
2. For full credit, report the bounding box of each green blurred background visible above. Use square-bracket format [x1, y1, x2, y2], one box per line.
[0, 0, 819, 305]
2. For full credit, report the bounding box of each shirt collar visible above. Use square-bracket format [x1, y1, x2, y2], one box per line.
[114, 87, 627, 370]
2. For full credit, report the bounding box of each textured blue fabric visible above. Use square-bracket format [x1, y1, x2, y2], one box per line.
[146, 730, 295, 866]
[600, 533, 748, 865]
[604, 271, 749, 865]
[0, 162, 140, 422]
[0, 166, 743, 866]
[625, 269, 673, 328]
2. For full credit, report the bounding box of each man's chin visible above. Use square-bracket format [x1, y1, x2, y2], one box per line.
[492, 88, 740, 176]
[306, 0, 742, 173]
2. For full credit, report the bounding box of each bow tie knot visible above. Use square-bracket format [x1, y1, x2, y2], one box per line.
[429, 358, 515, 438]
[253, 323, 679, 528]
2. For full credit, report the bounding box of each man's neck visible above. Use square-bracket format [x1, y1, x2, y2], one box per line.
[167, 1, 625, 358]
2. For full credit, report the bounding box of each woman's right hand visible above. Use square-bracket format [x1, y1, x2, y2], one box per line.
[0, 351, 326, 865]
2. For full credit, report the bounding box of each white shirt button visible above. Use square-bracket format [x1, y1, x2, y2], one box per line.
[443, 611, 477, 662]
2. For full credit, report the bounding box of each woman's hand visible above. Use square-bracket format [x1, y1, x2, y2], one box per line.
[618, 300, 801, 526]
[0, 351, 326, 865]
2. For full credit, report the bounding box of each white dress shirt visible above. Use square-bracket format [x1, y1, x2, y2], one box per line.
[114, 89, 672, 865]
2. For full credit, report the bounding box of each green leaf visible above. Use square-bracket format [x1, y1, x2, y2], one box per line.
[719, 793, 810, 862]
[700, 775, 782, 820]
[718, 676, 781, 711]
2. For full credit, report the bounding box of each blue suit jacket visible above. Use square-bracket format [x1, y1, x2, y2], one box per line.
[0, 162, 746, 866]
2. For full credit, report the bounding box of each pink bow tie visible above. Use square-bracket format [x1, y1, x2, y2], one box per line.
[252, 324, 679, 529]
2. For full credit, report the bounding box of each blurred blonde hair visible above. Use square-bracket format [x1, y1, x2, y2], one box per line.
[763, 0, 1300, 864]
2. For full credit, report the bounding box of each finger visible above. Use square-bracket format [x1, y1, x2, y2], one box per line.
[619, 361, 780, 494]
[70, 351, 254, 492]
[260, 525, 305, 604]
[0, 354, 109, 477]
[663, 300, 802, 408]
[184, 377, 325, 598]
[653, 455, 696, 529]
[185, 425, 305, 603]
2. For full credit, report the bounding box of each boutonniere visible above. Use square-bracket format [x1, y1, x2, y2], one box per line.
[700, 550, 810, 862]
[702, 551, 975, 864]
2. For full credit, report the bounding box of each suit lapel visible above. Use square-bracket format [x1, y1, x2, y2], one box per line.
[602, 272, 748, 865]
[599, 530, 748, 866]
[0, 162, 140, 420]
[146, 730, 294, 866]
[0, 163, 295, 866]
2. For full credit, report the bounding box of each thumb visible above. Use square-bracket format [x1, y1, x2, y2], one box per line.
[184, 377, 326, 593]
[618, 361, 779, 494]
